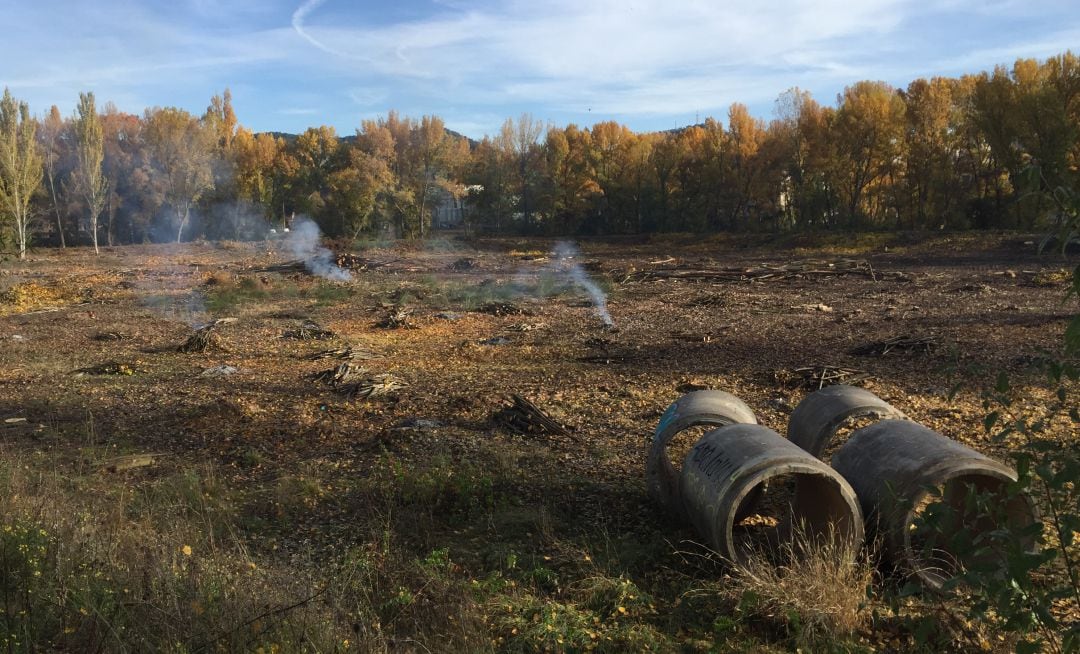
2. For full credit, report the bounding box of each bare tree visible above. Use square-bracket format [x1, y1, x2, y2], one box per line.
[73, 92, 109, 253]
[0, 88, 43, 260]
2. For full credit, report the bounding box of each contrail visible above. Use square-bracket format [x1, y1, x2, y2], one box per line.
[292, 0, 355, 58]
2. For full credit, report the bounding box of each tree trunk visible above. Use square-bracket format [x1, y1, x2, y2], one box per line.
[47, 173, 65, 248]
[177, 205, 189, 243]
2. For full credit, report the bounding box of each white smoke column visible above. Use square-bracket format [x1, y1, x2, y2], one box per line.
[553, 241, 614, 327]
[285, 216, 352, 282]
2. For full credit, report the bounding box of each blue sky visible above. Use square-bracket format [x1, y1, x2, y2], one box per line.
[2, 0, 1077, 139]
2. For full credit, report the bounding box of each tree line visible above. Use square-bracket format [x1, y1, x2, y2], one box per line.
[0, 51, 1077, 256]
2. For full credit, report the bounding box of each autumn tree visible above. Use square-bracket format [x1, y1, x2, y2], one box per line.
[0, 88, 43, 259]
[142, 107, 215, 242]
[72, 92, 109, 253]
[831, 81, 907, 227]
[38, 106, 69, 247]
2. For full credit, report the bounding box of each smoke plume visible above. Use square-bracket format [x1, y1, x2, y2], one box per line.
[552, 241, 614, 327]
[285, 216, 352, 282]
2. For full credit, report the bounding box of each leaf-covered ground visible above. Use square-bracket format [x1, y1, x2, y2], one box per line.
[0, 232, 1074, 652]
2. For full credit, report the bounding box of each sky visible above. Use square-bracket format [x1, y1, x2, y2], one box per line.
[1, 0, 1077, 140]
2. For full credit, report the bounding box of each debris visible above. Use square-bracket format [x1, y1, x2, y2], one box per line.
[4, 418, 27, 424]
[493, 394, 573, 438]
[479, 336, 511, 346]
[622, 258, 890, 283]
[101, 453, 165, 473]
[376, 308, 416, 329]
[434, 311, 463, 321]
[792, 303, 833, 313]
[341, 374, 408, 399]
[76, 362, 138, 376]
[505, 321, 546, 332]
[283, 321, 335, 340]
[476, 301, 531, 316]
[94, 331, 125, 341]
[179, 324, 229, 353]
[305, 346, 382, 361]
[310, 362, 365, 387]
[392, 417, 443, 432]
[448, 257, 478, 271]
[776, 365, 873, 390]
[200, 365, 239, 377]
[850, 335, 937, 357]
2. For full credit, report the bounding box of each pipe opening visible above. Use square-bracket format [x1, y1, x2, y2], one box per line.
[905, 474, 1038, 587]
[733, 471, 862, 564]
[821, 414, 890, 463]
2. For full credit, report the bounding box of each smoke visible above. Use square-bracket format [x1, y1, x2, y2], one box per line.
[552, 241, 614, 327]
[285, 216, 352, 282]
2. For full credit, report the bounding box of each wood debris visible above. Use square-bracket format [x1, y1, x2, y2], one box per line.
[101, 453, 165, 473]
[850, 335, 937, 357]
[179, 325, 225, 353]
[505, 322, 546, 332]
[310, 362, 365, 387]
[776, 365, 873, 390]
[305, 346, 382, 361]
[622, 258, 889, 283]
[340, 374, 408, 399]
[376, 308, 416, 329]
[94, 331, 125, 341]
[448, 257, 478, 271]
[283, 321, 335, 340]
[493, 394, 573, 438]
[476, 301, 531, 316]
[76, 361, 138, 376]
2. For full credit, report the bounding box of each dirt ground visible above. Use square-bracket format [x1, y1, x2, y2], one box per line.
[0, 231, 1075, 650]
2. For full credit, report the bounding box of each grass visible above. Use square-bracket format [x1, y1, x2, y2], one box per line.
[691, 525, 876, 650]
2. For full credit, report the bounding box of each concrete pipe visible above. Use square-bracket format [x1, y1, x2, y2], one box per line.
[679, 424, 865, 564]
[787, 384, 905, 459]
[648, 391, 757, 520]
[831, 420, 1039, 588]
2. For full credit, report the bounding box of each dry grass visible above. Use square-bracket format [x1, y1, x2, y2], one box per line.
[700, 526, 875, 645]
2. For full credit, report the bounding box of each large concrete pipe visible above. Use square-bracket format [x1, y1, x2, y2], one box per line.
[648, 391, 757, 520]
[831, 420, 1038, 588]
[679, 424, 864, 564]
[788, 384, 905, 459]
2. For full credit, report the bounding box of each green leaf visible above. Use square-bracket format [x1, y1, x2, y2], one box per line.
[1066, 315, 1080, 355]
[984, 411, 1000, 433]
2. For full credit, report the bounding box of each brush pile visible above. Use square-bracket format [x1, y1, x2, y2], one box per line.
[850, 335, 937, 356]
[493, 394, 572, 437]
[340, 374, 409, 399]
[305, 346, 383, 361]
[178, 318, 235, 353]
[476, 301, 531, 316]
[309, 362, 364, 387]
[283, 321, 335, 340]
[776, 365, 873, 390]
[376, 308, 415, 329]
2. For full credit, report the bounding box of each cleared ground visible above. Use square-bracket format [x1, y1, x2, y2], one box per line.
[0, 232, 1075, 652]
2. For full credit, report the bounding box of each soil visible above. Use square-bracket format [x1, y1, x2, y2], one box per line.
[0, 232, 1075, 635]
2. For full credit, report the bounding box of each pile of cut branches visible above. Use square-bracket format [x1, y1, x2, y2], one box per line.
[622, 258, 892, 283]
[309, 362, 365, 387]
[376, 308, 415, 329]
[476, 301, 531, 316]
[850, 334, 937, 356]
[178, 318, 235, 353]
[283, 321, 335, 340]
[776, 365, 873, 390]
[339, 374, 409, 400]
[305, 346, 383, 361]
[493, 394, 573, 438]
